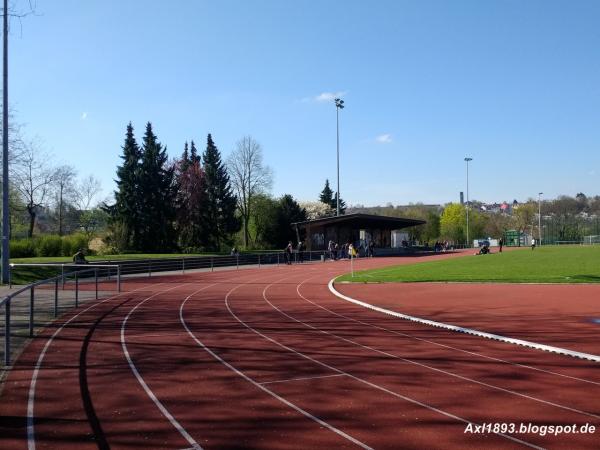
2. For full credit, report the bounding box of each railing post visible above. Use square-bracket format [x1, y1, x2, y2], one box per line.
[211, 257, 214, 272]
[277, 253, 279, 266]
[95, 268, 99, 300]
[29, 287, 35, 337]
[8, 264, 11, 289]
[236, 254, 239, 270]
[75, 273, 79, 308]
[5, 298, 11, 366]
[149, 261, 152, 277]
[54, 278, 59, 318]
[258, 254, 261, 268]
[117, 265, 121, 292]
[182, 258, 185, 274]
[62, 264, 65, 289]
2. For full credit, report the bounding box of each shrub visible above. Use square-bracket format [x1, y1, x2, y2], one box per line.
[35, 235, 63, 257]
[10, 239, 36, 258]
[62, 233, 89, 256]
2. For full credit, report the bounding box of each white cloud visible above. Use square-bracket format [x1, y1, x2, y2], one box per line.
[375, 134, 392, 144]
[301, 91, 347, 103]
[81, 112, 88, 120]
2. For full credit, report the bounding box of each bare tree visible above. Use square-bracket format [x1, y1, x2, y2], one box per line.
[53, 164, 77, 235]
[75, 174, 102, 211]
[227, 136, 272, 248]
[11, 140, 57, 237]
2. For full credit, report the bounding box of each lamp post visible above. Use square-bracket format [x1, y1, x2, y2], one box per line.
[2, 0, 9, 284]
[464, 157, 473, 247]
[538, 192, 543, 246]
[334, 98, 344, 216]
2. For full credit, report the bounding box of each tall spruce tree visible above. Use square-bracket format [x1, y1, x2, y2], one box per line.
[202, 133, 239, 250]
[137, 122, 177, 251]
[113, 122, 142, 249]
[190, 140, 200, 164]
[332, 192, 347, 215]
[175, 144, 206, 250]
[319, 179, 333, 205]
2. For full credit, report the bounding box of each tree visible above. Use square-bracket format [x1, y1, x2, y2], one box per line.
[248, 194, 278, 248]
[52, 165, 77, 235]
[137, 122, 176, 251]
[273, 195, 307, 248]
[202, 134, 239, 250]
[227, 136, 272, 248]
[12, 140, 57, 237]
[299, 201, 333, 220]
[113, 122, 142, 249]
[175, 144, 207, 250]
[319, 179, 333, 205]
[440, 203, 465, 243]
[332, 192, 346, 214]
[76, 175, 103, 211]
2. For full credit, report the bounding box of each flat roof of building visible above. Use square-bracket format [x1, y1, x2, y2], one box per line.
[292, 213, 426, 229]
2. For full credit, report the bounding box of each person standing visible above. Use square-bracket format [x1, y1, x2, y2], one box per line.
[297, 240, 304, 263]
[285, 241, 293, 264]
[498, 238, 503, 253]
[531, 238, 536, 251]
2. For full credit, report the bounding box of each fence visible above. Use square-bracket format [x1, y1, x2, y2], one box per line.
[1, 265, 120, 367]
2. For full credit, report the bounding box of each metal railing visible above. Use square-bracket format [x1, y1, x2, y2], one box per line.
[2, 265, 120, 366]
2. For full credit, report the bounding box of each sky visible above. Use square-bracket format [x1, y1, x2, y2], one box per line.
[7, 0, 600, 206]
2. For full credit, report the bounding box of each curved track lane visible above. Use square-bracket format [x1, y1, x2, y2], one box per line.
[0, 255, 598, 449]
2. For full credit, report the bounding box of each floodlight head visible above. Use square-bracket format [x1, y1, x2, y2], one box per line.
[335, 98, 345, 108]
[464, 157, 473, 162]
[539, 192, 543, 196]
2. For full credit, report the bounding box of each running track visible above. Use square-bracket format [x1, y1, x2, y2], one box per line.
[0, 253, 599, 449]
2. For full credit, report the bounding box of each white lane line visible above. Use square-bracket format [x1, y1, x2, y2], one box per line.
[297, 281, 600, 387]
[179, 280, 374, 450]
[121, 283, 215, 450]
[27, 283, 167, 450]
[267, 278, 600, 420]
[328, 279, 600, 363]
[227, 273, 543, 449]
[259, 373, 345, 386]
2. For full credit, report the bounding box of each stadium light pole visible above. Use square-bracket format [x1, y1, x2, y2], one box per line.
[464, 157, 473, 247]
[334, 97, 344, 216]
[538, 192, 543, 246]
[2, 0, 9, 284]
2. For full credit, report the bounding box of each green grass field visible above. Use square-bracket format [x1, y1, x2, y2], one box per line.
[337, 246, 600, 284]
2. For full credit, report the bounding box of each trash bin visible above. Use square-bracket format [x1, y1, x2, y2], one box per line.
[320, 254, 325, 262]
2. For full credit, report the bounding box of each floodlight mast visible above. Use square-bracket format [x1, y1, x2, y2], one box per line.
[2, 0, 9, 284]
[464, 157, 473, 248]
[538, 192, 543, 245]
[335, 98, 344, 216]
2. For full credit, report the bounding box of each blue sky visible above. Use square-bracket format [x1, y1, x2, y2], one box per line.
[8, 0, 600, 206]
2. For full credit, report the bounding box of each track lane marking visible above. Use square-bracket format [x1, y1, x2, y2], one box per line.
[296, 280, 600, 386]
[121, 283, 215, 450]
[259, 373, 345, 385]
[223, 272, 543, 449]
[328, 279, 600, 362]
[27, 283, 168, 450]
[264, 276, 600, 421]
[179, 275, 374, 450]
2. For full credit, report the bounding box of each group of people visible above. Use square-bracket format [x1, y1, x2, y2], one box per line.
[327, 240, 374, 260]
[283, 240, 305, 264]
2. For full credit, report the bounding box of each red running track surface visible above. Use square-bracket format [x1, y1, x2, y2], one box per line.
[0, 253, 599, 449]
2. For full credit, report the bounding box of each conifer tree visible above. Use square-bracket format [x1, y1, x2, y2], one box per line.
[332, 192, 347, 215]
[202, 133, 240, 250]
[137, 122, 176, 251]
[181, 141, 190, 173]
[113, 122, 142, 248]
[190, 140, 200, 164]
[319, 179, 333, 205]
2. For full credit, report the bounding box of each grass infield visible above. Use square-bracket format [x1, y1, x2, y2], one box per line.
[337, 246, 600, 284]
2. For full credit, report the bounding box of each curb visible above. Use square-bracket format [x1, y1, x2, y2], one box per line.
[328, 279, 600, 363]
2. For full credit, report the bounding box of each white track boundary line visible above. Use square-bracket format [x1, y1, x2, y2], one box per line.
[259, 373, 345, 385]
[295, 281, 600, 386]
[121, 283, 212, 450]
[233, 273, 543, 449]
[272, 277, 600, 420]
[27, 282, 168, 450]
[179, 277, 374, 450]
[328, 279, 600, 363]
